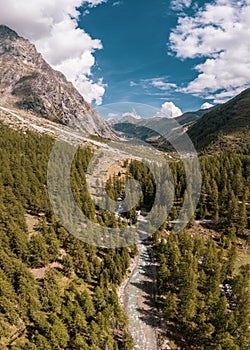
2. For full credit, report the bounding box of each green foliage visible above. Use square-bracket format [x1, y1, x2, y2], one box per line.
[128, 153, 250, 234]
[0, 122, 133, 349]
[0, 117, 249, 350]
[153, 230, 250, 349]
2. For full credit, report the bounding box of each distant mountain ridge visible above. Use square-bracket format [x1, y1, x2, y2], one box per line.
[0, 25, 112, 137]
[108, 89, 250, 154]
[108, 107, 213, 150]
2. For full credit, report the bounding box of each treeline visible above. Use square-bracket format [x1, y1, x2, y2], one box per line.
[0, 122, 134, 350]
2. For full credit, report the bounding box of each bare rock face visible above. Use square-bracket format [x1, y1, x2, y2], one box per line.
[0, 25, 112, 137]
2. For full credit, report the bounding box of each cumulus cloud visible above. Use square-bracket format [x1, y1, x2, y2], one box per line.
[156, 102, 183, 119]
[200, 102, 214, 110]
[122, 110, 142, 120]
[169, 0, 250, 103]
[0, 0, 107, 105]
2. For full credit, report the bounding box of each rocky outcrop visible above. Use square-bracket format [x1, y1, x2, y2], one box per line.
[0, 25, 112, 137]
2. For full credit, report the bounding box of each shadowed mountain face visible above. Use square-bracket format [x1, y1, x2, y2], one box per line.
[0, 25, 112, 137]
[188, 88, 250, 152]
[175, 108, 215, 126]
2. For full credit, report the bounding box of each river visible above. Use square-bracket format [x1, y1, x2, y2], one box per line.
[124, 243, 159, 350]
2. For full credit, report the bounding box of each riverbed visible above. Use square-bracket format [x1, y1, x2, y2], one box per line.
[122, 243, 159, 350]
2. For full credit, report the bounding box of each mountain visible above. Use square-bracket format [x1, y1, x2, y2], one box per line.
[175, 107, 215, 126]
[109, 107, 214, 139]
[108, 109, 210, 151]
[188, 88, 250, 152]
[0, 25, 112, 137]
[109, 106, 213, 130]
[109, 90, 250, 154]
[109, 117, 163, 140]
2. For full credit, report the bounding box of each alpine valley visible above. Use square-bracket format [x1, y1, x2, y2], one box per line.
[0, 25, 249, 350]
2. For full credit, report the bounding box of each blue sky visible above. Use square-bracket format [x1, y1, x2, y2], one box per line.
[77, 0, 250, 115]
[78, 0, 207, 113]
[1, 0, 250, 118]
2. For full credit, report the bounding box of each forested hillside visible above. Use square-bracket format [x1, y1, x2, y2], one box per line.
[126, 154, 250, 230]
[188, 88, 250, 152]
[152, 230, 250, 350]
[0, 122, 134, 350]
[0, 118, 249, 349]
[124, 154, 250, 349]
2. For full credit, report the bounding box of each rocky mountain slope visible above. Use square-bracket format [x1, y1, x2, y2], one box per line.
[0, 25, 112, 137]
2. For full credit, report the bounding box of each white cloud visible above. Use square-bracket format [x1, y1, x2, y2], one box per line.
[141, 77, 177, 91]
[112, 1, 122, 6]
[156, 102, 183, 119]
[87, 0, 107, 7]
[76, 78, 106, 106]
[169, 0, 250, 103]
[151, 79, 177, 90]
[122, 110, 142, 120]
[171, 0, 192, 12]
[200, 102, 214, 110]
[130, 81, 138, 87]
[0, 0, 107, 105]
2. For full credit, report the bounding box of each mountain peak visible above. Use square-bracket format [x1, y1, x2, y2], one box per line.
[0, 25, 112, 137]
[0, 25, 19, 39]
